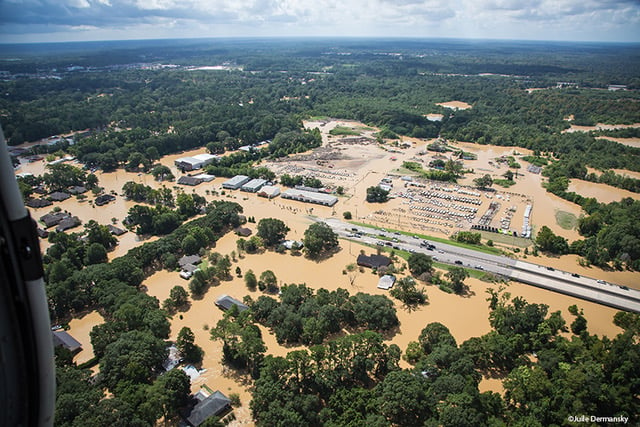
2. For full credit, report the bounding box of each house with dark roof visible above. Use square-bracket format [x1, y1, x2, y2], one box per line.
[49, 191, 71, 202]
[68, 186, 87, 195]
[40, 212, 70, 228]
[179, 254, 202, 268]
[107, 224, 127, 236]
[234, 227, 252, 237]
[56, 216, 81, 232]
[95, 194, 116, 206]
[215, 295, 248, 312]
[52, 330, 82, 353]
[26, 198, 53, 209]
[185, 390, 232, 426]
[356, 254, 391, 269]
[179, 254, 202, 279]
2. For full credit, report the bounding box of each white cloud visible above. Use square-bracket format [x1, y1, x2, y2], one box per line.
[0, 0, 638, 42]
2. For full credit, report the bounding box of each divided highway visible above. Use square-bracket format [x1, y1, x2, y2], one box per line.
[323, 218, 640, 313]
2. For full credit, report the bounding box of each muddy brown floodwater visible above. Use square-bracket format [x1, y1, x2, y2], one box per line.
[568, 179, 639, 204]
[14, 118, 639, 424]
[66, 310, 105, 365]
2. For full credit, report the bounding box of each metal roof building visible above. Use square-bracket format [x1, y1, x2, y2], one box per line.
[241, 178, 267, 192]
[281, 188, 338, 207]
[377, 275, 396, 290]
[222, 175, 250, 190]
[175, 153, 217, 171]
[257, 185, 281, 199]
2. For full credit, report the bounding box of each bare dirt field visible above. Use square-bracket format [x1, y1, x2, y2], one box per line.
[436, 100, 472, 110]
[563, 123, 640, 133]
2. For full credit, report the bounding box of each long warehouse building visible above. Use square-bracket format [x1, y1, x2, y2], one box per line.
[281, 188, 338, 207]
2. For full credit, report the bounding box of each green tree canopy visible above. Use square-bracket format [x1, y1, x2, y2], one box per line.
[257, 218, 290, 247]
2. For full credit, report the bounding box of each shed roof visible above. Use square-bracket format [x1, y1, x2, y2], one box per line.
[377, 275, 396, 290]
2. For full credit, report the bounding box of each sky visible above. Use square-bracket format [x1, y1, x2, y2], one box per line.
[0, 0, 639, 44]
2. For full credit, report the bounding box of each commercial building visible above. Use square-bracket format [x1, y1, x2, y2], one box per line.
[257, 185, 281, 199]
[222, 175, 250, 190]
[177, 176, 204, 186]
[175, 153, 217, 171]
[241, 178, 267, 192]
[281, 188, 338, 207]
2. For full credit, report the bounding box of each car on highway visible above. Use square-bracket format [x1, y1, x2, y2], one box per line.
[571, 273, 580, 278]
[454, 260, 463, 265]
[475, 265, 484, 270]
[596, 279, 606, 284]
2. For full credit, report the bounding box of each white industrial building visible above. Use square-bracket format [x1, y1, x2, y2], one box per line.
[192, 173, 215, 182]
[281, 188, 338, 207]
[257, 185, 281, 199]
[222, 175, 250, 190]
[241, 178, 267, 193]
[174, 153, 217, 171]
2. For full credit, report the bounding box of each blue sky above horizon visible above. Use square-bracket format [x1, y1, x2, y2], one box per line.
[1, 0, 639, 44]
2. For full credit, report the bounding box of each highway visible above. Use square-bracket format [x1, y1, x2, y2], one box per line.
[322, 218, 640, 313]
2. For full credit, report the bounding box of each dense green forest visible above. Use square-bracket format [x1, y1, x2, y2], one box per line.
[3, 39, 640, 425]
[6, 37, 638, 268]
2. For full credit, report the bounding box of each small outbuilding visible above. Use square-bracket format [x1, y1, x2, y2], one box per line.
[377, 275, 396, 290]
